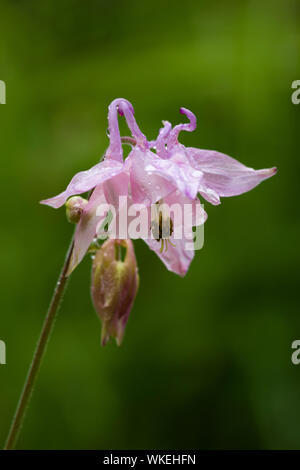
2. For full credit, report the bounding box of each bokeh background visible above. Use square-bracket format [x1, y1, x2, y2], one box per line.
[0, 0, 299, 450]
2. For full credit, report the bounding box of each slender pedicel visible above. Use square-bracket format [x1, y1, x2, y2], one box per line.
[4, 236, 75, 450]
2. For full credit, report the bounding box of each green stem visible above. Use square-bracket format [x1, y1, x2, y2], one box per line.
[4, 236, 74, 450]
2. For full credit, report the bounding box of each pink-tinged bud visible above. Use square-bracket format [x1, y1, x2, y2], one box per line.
[91, 239, 139, 346]
[65, 196, 88, 223]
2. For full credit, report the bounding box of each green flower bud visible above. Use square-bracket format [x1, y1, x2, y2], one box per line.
[91, 239, 139, 346]
[65, 196, 88, 223]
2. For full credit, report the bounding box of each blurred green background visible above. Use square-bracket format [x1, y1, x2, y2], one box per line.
[0, 0, 299, 450]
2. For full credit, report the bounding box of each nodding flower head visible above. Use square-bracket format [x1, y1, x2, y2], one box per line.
[40, 98, 276, 277]
[40, 97, 277, 342]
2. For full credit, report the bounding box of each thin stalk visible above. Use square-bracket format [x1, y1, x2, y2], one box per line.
[4, 236, 74, 450]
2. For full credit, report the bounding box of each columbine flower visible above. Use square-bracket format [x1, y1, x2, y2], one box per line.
[41, 98, 206, 276]
[41, 98, 276, 278]
[40, 98, 276, 345]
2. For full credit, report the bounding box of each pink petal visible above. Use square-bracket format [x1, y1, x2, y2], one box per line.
[167, 107, 197, 148]
[144, 236, 194, 277]
[103, 172, 130, 208]
[68, 173, 131, 275]
[40, 159, 124, 209]
[106, 98, 148, 160]
[106, 98, 125, 162]
[153, 121, 172, 158]
[118, 100, 148, 150]
[198, 184, 221, 205]
[130, 147, 175, 205]
[130, 147, 202, 204]
[67, 185, 108, 276]
[163, 190, 207, 229]
[103, 172, 130, 239]
[143, 190, 206, 276]
[187, 148, 277, 198]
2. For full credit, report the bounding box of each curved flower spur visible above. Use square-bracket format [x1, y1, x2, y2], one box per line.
[41, 98, 277, 344]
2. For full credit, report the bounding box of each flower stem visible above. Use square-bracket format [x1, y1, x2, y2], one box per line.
[4, 236, 74, 450]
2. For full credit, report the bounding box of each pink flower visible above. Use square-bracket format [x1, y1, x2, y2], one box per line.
[41, 99, 276, 277]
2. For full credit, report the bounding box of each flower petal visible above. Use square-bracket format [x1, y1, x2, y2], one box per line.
[106, 98, 125, 162]
[118, 100, 148, 150]
[167, 107, 197, 148]
[103, 172, 130, 239]
[143, 190, 206, 276]
[67, 185, 108, 276]
[144, 236, 194, 277]
[187, 148, 277, 197]
[198, 184, 221, 205]
[153, 121, 172, 158]
[163, 190, 207, 229]
[130, 147, 175, 205]
[130, 147, 202, 204]
[107, 98, 148, 159]
[40, 159, 124, 208]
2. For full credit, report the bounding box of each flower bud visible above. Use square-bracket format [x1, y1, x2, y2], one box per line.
[91, 239, 139, 346]
[65, 196, 88, 223]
